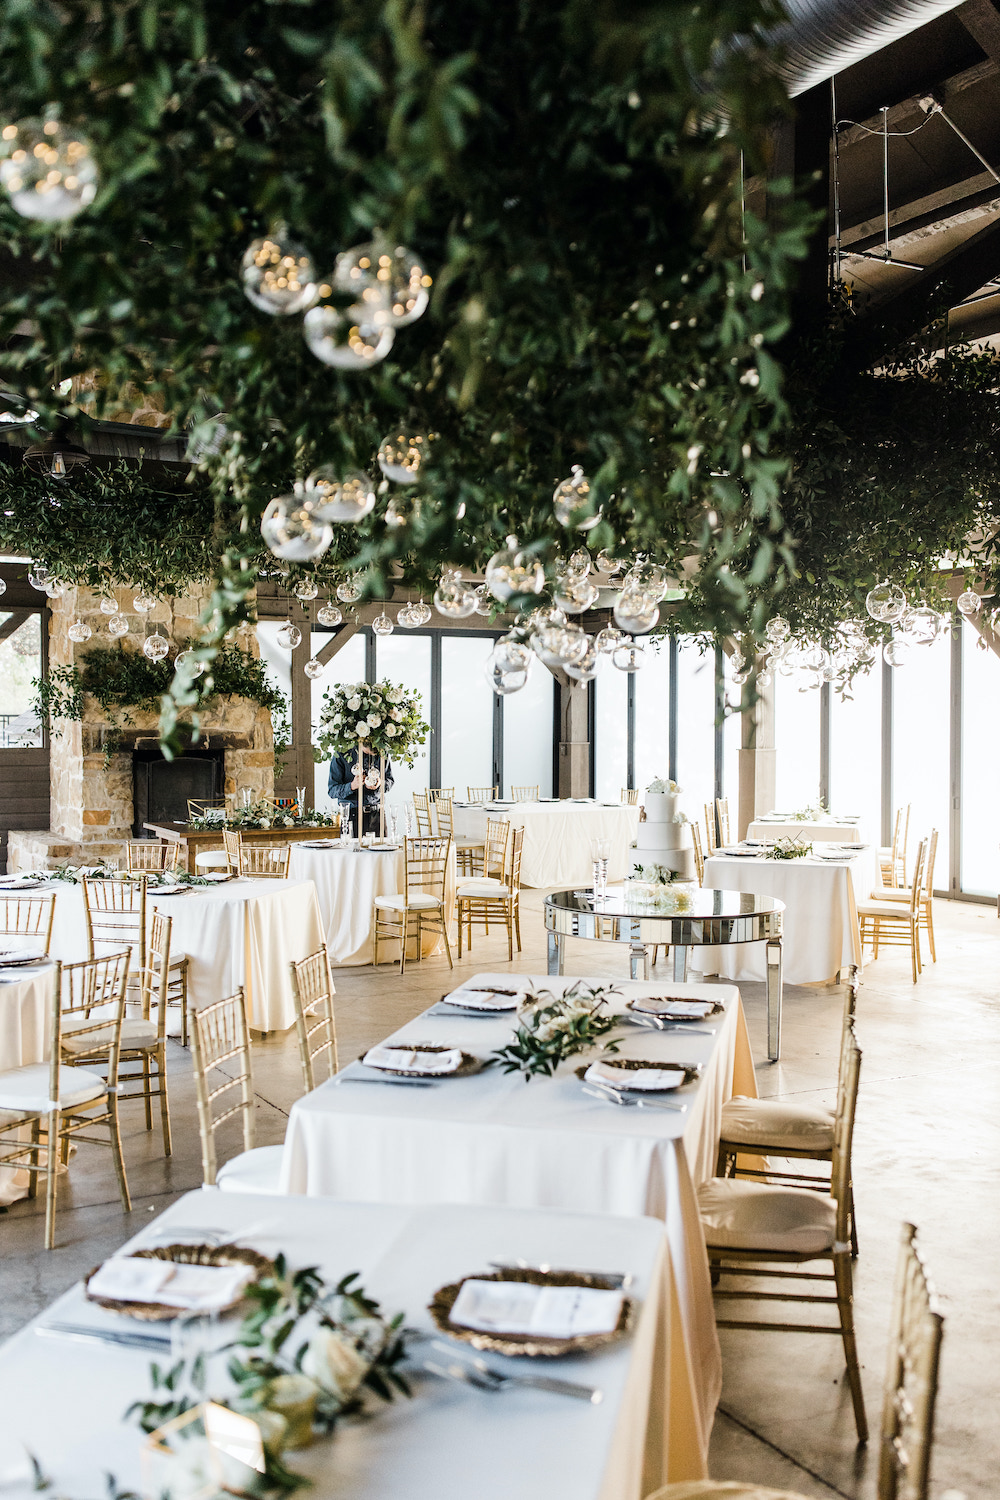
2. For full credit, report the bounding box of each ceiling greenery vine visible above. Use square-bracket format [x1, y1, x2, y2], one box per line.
[0, 0, 815, 748]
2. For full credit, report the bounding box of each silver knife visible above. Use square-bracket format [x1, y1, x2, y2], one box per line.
[36, 1321, 172, 1351]
[336, 1075, 439, 1088]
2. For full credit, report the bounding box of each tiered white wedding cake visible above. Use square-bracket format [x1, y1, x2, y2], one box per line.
[630, 778, 695, 883]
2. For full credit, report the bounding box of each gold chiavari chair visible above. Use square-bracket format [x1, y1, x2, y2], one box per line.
[187, 798, 231, 871]
[620, 788, 638, 805]
[456, 826, 524, 960]
[690, 820, 705, 885]
[511, 784, 539, 802]
[289, 945, 339, 1088]
[372, 835, 454, 975]
[717, 970, 860, 1255]
[433, 796, 454, 840]
[0, 891, 55, 954]
[0, 952, 132, 1249]
[467, 786, 498, 802]
[698, 1027, 867, 1442]
[716, 796, 731, 846]
[412, 791, 432, 837]
[223, 827, 243, 873]
[703, 803, 718, 853]
[84, 874, 148, 968]
[126, 839, 179, 873]
[872, 828, 938, 964]
[426, 787, 454, 803]
[189, 988, 284, 1192]
[458, 813, 509, 879]
[241, 842, 292, 879]
[187, 798, 227, 820]
[859, 838, 927, 984]
[879, 803, 911, 888]
[646, 1218, 946, 1500]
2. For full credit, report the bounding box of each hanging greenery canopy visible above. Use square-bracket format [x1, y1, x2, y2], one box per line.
[0, 0, 817, 746]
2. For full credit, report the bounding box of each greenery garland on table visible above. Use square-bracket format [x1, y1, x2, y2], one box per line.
[492, 984, 626, 1081]
[0, 0, 815, 756]
[185, 800, 338, 831]
[762, 837, 811, 861]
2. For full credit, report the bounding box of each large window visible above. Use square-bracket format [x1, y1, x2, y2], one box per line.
[593, 658, 628, 801]
[960, 621, 1000, 898]
[773, 667, 822, 812]
[829, 664, 882, 836]
[892, 629, 951, 891]
[440, 636, 496, 796]
[503, 656, 554, 798]
[374, 633, 433, 810]
[633, 640, 670, 792]
[0, 611, 43, 747]
[675, 639, 716, 818]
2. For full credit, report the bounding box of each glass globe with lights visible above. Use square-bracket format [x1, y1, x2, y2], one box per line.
[377, 431, 431, 485]
[553, 466, 601, 530]
[143, 631, 169, 661]
[293, 578, 319, 602]
[865, 581, 906, 624]
[334, 242, 431, 328]
[67, 619, 91, 643]
[260, 489, 333, 564]
[303, 302, 394, 371]
[107, 613, 128, 638]
[276, 621, 302, 650]
[317, 602, 343, 627]
[371, 611, 394, 637]
[305, 468, 376, 524]
[304, 658, 324, 680]
[241, 231, 317, 315]
[0, 118, 98, 221]
[336, 575, 363, 605]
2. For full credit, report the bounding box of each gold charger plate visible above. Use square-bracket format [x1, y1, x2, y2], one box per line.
[360, 1043, 486, 1079]
[428, 1268, 634, 1357]
[625, 996, 724, 1019]
[84, 1242, 273, 1321]
[574, 1058, 701, 1088]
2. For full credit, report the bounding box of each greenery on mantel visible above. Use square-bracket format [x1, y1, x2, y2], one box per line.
[0, 0, 815, 752]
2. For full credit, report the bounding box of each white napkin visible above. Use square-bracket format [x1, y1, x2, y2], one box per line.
[442, 986, 521, 1010]
[628, 997, 715, 1019]
[88, 1256, 254, 1310]
[585, 1059, 686, 1092]
[363, 1044, 463, 1074]
[449, 1279, 623, 1338]
[0, 945, 43, 964]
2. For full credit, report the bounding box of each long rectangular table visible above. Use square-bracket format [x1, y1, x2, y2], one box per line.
[450, 800, 640, 887]
[0, 1190, 694, 1496]
[280, 972, 757, 1473]
[144, 820, 331, 874]
[746, 815, 866, 844]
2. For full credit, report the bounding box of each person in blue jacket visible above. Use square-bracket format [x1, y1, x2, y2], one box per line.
[328, 748, 394, 836]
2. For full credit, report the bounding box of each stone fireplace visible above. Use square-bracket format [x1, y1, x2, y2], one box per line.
[7, 584, 276, 872]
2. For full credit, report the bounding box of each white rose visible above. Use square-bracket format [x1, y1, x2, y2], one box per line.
[347, 696, 361, 711]
[367, 713, 381, 727]
[356, 723, 368, 737]
[386, 723, 398, 736]
[282, 816, 295, 827]
[388, 687, 403, 703]
[301, 1328, 370, 1407]
[390, 708, 402, 721]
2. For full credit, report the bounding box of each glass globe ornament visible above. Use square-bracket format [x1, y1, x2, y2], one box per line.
[276, 621, 303, 650]
[554, 575, 599, 614]
[384, 493, 421, 530]
[67, 619, 92, 644]
[492, 636, 532, 674]
[485, 536, 543, 602]
[484, 660, 529, 696]
[613, 587, 659, 634]
[305, 468, 376, 524]
[565, 640, 602, 681]
[44, 580, 66, 599]
[99, 596, 118, 615]
[410, 598, 432, 626]
[865, 581, 906, 623]
[317, 601, 343, 627]
[595, 549, 623, 575]
[553, 465, 601, 530]
[303, 302, 394, 371]
[612, 638, 647, 672]
[883, 637, 912, 668]
[336, 575, 363, 605]
[0, 119, 98, 221]
[133, 593, 157, 615]
[957, 589, 982, 617]
[27, 567, 49, 590]
[801, 645, 830, 673]
[303, 657, 324, 680]
[371, 611, 394, 637]
[567, 548, 592, 579]
[473, 584, 492, 617]
[377, 431, 430, 485]
[899, 604, 941, 645]
[397, 602, 416, 628]
[174, 649, 206, 681]
[106, 613, 128, 638]
[731, 665, 751, 687]
[0, 577, 6, 596]
[334, 241, 431, 328]
[434, 577, 477, 619]
[293, 578, 319, 601]
[241, 232, 317, 315]
[142, 631, 169, 661]
[627, 560, 669, 602]
[260, 490, 333, 564]
[765, 615, 790, 643]
[595, 625, 626, 654]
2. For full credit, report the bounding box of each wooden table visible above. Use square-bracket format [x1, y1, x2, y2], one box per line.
[143, 820, 333, 874]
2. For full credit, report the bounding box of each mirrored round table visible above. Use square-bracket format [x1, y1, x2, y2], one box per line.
[543, 886, 786, 1060]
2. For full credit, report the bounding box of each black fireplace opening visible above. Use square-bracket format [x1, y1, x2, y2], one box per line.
[132, 747, 226, 836]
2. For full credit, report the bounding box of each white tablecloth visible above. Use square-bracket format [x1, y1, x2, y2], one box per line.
[0, 958, 54, 1204]
[451, 801, 640, 887]
[281, 973, 758, 1474]
[701, 848, 877, 983]
[288, 844, 458, 966]
[747, 817, 866, 844]
[0, 1189, 697, 1495]
[45, 879, 324, 1032]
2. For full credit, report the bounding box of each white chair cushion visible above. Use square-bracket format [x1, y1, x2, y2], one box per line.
[153, 949, 189, 968]
[0, 1062, 106, 1114]
[194, 850, 230, 868]
[869, 888, 910, 902]
[698, 1179, 836, 1255]
[62, 1016, 158, 1053]
[720, 1095, 834, 1153]
[373, 893, 441, 911]
[457, 879, 510, 897]
[216, 1144, 285, 1194]
[857, 898, 911, 917]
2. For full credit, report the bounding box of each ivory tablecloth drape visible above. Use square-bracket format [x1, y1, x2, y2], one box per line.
[746, 816, 867, 844]
[280, 974, 757, 1476]
[0, 1189, 688, 1499]
[0, 959, 54, 1204]
[700, 848, 877, 984]
[287, 844, 458, 966]
[451, 800, 640, 887]
[46, 879, 324, 1032]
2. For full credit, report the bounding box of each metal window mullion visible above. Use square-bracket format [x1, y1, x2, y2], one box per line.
[950, 610, 963, 895]
[626, 670, 636, 789]
[880, 654, 893, 848]
[364, 627, 376, 684]
[819, 681, 831, 807]
[668, 637, 679, 783]
[430, 632, 442, 788]
[493, 681, 503, 796]
[714, 643, 725, 803]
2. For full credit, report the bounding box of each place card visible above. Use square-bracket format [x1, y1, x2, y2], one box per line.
[449, 1278, 623, 1339]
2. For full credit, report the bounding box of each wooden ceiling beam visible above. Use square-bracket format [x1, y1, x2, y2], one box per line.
[956, 0, 1000, 63]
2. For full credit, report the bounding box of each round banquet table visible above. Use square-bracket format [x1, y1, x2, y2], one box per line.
[449, 799, 641, 887]
[544, 886, 785, 1060]
[288, 842, 457, 965]
[0, 957, 55, 1204]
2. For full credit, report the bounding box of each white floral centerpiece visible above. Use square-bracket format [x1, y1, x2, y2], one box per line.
[315, 678, 430, 768]
[646, 777, 681, 794]
[625, 862, 695, 912]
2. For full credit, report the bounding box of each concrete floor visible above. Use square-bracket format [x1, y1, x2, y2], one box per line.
[1, 890, 996, 1498]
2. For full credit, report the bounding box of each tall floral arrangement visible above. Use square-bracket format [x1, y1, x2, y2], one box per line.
[315, 679, 429, 769]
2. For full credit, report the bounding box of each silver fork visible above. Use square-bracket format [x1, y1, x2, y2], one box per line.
[583, 1083, 687, 1114]
[424, 1351, 602, 1403]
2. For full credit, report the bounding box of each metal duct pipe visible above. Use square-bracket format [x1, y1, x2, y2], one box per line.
[774, 0, 968, 96]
